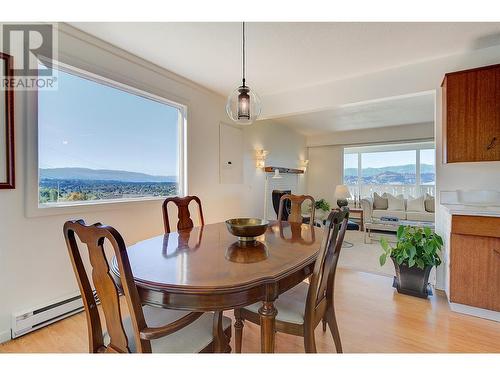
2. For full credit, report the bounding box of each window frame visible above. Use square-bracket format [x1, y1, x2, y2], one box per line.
[342, 141, 435, 195]
[26, 59, 188, 217]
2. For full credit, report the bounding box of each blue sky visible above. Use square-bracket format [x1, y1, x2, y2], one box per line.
[38, 69, 180, 177]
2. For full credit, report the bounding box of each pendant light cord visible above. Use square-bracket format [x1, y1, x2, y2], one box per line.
[242, 22, 246, 86]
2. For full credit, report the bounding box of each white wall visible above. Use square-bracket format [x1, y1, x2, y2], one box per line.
[0, 25, 306, 340]
[306, 123, 434, 208]
[241, 120, 307, 218]
[307, 145, 343, 207]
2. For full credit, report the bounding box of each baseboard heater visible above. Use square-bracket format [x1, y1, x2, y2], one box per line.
[11, 293, 85, 339]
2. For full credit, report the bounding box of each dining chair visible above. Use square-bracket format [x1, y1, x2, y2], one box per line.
[63, 219, 231, 353]
[277, 194, 316, 224]
[234, 207, 349, 353]
[162, 195, 205, 233]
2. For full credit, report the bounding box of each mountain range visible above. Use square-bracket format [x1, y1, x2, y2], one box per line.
[39, 167, 177, 183]
[344, 164, 434, 177]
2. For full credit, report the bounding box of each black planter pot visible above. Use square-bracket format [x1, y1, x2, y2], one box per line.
[391, 257, 433, 298]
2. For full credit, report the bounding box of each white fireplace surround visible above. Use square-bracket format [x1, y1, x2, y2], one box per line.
[263, 173, 301, 220]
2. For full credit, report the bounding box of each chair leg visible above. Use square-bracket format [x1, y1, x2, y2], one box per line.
[322, 318, 327, 332]
[224, 336, 232, 353]
[225, 325, 232, 353]
[303, 325, 317, 353]
[234, 309, 244, 353]
[327, 308, 343, 353]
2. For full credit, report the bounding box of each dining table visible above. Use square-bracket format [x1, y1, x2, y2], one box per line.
[110, 220, 322, 353]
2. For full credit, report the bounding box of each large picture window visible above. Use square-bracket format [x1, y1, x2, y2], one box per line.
[343, 142, 435, 198]
[38, 64, 185, 207]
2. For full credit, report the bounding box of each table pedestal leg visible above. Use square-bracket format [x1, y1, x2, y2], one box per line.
[258, 301, 277, 353]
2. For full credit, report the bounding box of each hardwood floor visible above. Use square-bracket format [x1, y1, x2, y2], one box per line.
[1, 269, 499, 353]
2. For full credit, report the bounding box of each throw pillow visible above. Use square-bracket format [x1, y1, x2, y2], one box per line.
[387, 193, 405, 211]
[373, 192, 388, 210]
[424, 193, 435, 213]
[407, 195, 426, 212]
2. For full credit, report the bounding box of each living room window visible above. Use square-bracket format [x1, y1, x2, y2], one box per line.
[343, 142, 435, 198]
[38, 63, 186, 207]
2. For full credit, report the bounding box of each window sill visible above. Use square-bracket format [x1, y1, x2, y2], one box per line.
[26, 196, 169, 218]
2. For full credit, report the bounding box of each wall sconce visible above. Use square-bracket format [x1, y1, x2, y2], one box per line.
[255, 149, 269, 169]
[299, 159, 309, 172]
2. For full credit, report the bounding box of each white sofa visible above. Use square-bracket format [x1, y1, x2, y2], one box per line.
[360, 193, 435, 224]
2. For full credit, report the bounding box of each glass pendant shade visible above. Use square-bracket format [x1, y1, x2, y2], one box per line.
[226, 84, 262, 125]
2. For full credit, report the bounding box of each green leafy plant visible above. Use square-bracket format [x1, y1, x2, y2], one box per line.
[314, 199, 331, 212]
[379, 226, 443, 269]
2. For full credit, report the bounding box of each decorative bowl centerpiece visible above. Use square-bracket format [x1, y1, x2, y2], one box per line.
[225, 218, 269, 242]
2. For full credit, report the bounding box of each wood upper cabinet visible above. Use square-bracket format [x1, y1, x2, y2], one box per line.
[442, 64, 500, 163]
[449, 215, 500, 312]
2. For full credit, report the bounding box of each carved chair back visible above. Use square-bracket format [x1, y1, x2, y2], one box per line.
[162, 196, 205, 233]
[63, 220, 150, 353]
[304, 208, 349, 329]
[278, 194, 316, 224]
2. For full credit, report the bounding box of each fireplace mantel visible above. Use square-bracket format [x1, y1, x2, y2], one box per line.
[263, 166, 304, 174]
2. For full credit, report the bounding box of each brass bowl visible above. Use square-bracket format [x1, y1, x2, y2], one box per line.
[225, 218, 269, 242]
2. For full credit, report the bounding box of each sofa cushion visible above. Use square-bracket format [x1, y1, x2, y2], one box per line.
[407, 195, 426, 212]
[373, 192, 388, 209]
[424, 193, 435, 213]
[387, 193, 405, 211]
[372, 209, 406, 220]
[406, 211, 435, 222]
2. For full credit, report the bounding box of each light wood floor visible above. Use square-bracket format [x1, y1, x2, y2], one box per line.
[1, 269, 499, 353]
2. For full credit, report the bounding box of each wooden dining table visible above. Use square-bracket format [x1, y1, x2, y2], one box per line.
[111, 220, 322, 353]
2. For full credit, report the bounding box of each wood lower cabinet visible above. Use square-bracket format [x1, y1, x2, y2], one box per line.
[450, 234, 500, 311]
[442, 64, 500, 163]
[449, 215, 500, 312]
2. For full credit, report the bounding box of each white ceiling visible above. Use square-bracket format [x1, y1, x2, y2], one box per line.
[273, 92, 435, 136]
[70, 22, 500, 97]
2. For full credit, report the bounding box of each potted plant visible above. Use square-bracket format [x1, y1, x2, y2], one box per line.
[379, 226, 443, 298]
[314, 199, 331, 221]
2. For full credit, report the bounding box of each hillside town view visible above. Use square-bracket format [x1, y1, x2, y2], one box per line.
[343, 164, 435, 185]
[39, 168, 178, 204]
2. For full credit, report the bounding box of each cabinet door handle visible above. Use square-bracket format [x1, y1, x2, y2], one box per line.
[486, 137, 497, 150]
[494, 249, 500, 256]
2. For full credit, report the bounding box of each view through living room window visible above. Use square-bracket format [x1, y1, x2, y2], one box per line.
[343, 142, 435, 198]
[38, 64, 184, 207]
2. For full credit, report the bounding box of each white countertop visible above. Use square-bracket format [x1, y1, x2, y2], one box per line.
[440, 190, 500, 217]
[441, 203, 500, 217]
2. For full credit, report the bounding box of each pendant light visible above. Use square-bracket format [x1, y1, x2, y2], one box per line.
[226, 22, 262, 125]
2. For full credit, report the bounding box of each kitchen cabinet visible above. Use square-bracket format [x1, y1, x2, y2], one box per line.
[442, 64, 500, 163]
[449, 215, 500, 312]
